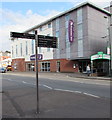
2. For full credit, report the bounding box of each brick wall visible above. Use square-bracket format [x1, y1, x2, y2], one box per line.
[12, 58, 79, 73]
[39, 59, 79, 73]
[12, 58, 25, 72]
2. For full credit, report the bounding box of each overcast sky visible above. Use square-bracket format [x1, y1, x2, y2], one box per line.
[0, 0, 111, 52]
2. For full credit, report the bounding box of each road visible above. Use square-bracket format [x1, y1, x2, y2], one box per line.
[1, 72, 111, 118]
[2, 72, 110, 98]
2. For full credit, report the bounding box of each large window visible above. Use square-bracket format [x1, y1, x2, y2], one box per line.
[20, 43, 22, 56]
[77, 24, 83, 39]
[39, 47, 41, 53]
[48, 23, 51, 28]
[12, 46, 14, 58]
[40, 61, 50, 72]
[26, 41, 28, 55]
[56, 18, 59, 31]
[77, 8, 82, 24]
[77, 8, 83, 57]
[65, 14, 70, 59]
[47, 48, 50, 52]
[32, 40, 35, 54]
[16, 45, 18, 57]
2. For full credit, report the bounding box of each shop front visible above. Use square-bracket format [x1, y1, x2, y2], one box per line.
[91, 52, 110, 76]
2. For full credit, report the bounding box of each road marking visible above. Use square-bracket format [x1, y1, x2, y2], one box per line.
[22, 81, 35, 86]
[54, 88, 100, 98]
[7, 79, 13, 81]
[42, 85, 53, 89]
[83, 92, 100, 98]
[54, 88, 82, 94]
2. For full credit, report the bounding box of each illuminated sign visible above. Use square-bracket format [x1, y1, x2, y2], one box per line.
[91, 52, 110, 60]
[68, 20, 74, 42]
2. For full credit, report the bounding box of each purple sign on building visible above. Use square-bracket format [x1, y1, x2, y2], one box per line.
[68, 20, 74, 42]
[30, 54, 43, 61]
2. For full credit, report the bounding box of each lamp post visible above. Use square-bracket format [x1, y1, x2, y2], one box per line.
[103, 15, 112, 76]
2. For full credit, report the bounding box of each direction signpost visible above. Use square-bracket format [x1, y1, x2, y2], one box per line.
[10, 31, 57, 114]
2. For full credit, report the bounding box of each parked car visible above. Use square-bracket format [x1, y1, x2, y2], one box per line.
[0, 67, 6, 73]
[6, 65, 12, 71]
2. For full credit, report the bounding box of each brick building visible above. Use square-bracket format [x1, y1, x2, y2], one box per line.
[11, 2, 111, 73]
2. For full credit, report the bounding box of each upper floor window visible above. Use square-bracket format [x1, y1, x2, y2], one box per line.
[56, 18, 59, 31]
[12, 46, 14, 57]
[48, 23, 51, 28]
[47, 48, 50, 52]
[39, 47, 41, 53]
[16, 45, 18, 57]
[20, 43, 22, 56]
[39, 26, 42, 31]
[77, 8, 82, 24]
[26, 41, 28, 55]
[32, 40, 35, 54]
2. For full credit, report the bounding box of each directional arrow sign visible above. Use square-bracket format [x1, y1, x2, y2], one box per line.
[10, 32, 35, 39]
[10, 32, 57, 48]
[38, 35, 57, 48]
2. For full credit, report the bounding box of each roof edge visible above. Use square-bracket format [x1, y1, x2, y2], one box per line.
[24, 1, 111, 33]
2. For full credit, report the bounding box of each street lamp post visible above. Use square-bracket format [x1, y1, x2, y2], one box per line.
[103, 15, 112, 76]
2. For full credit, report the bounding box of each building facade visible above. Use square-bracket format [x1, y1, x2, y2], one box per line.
[11, 2, 111, 73]
[0, 51, 11, 68]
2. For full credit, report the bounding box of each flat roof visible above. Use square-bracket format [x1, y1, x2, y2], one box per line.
[24, 1, 111, 33]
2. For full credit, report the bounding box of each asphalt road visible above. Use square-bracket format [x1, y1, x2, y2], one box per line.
[2, 73, 110, 98]
[1, 73, 111, 118]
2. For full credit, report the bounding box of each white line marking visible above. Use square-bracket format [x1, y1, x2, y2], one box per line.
[42, 85, 53, 89]
[7, 79, 13, 81]
[54, 88, 100, 98]
[22, 81, 35, 86]
[54, 88, 82, 94]
[83, 92, 100, 98]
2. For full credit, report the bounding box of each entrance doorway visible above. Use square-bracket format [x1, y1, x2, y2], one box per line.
[78, 60, 90, 73]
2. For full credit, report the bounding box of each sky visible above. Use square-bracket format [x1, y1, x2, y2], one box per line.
[0, 0, 112, 52]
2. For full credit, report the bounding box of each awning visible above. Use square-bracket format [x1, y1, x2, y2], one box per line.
[91, 52, 110, 61]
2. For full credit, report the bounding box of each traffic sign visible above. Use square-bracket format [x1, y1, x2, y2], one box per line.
[10, 32, 57, 48]
[30, 54, 43, 61]
[38, 35, 57, 48]
[10, 32, 35, 39]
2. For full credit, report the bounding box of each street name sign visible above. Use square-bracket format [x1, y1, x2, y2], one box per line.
[30, 54, 43, 61]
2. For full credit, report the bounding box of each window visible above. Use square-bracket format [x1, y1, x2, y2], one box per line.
[65, 14, 70, 28]
[20, 43, 22, 56]
[56, 18, 59, 31]
[40, 62, 50, 72]
[48, 23, 51, 28]
[47, 48, 50, 52]
[32, 40, 35, 54]
[56, 31, 59, 49]
[77, 8, 82, 24]
[12, 46, 14, 57]
[26, 41, 28, 55]
[16, 45, 18, 57]
[39, 47, 41, 53]
[39, 26, 42, 31]
[77, 24, 83, 39]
